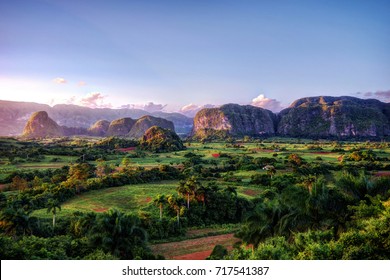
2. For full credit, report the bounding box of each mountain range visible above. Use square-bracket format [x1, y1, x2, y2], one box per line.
[2, 96, 390, 139]
[0, 100, 193, 136]
[191, 96, 390, 139]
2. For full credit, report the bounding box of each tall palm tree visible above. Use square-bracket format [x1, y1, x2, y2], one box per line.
[46, 198, 61, 229]
[153, 194, 166, 220]
[176, 176, 201, 209]
[167, 195, 183, 227]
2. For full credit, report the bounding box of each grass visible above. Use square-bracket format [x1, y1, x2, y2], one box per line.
[32, 180, 179, 219]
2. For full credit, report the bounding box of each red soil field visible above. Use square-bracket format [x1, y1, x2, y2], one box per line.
[243, 189, 260, 197]
[374, 171, 390, 177]
[151, 233, 240, 260]
[93, 208, 108, 212]
[116, 147, 136, 152]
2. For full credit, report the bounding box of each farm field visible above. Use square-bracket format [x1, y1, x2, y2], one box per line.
[1, 136, 390, 260]
[151, 233, 240, 260]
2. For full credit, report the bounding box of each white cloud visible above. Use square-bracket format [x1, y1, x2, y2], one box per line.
[53, 77, 67, 84]
[78, 81, 86, 86]
[119, 102, 167, 112]
[66, 93, 112, 108]
[143, 102, 167, 112]
[251, 94, 284, 112]
[179, 103, 216, 117]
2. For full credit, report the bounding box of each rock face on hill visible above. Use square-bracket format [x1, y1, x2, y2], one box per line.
[192, 104, 276, 138]
[128, 115, 175, 139]
[140, 126, 185, 152]
[22, 111, 63, 138]
[87, 120, 111, 136]
[106, 118, 136, 136]
[277, 96, 390, 138]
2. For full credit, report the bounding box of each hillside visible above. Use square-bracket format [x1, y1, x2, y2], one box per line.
[106, 118, 136, 136]
[128, 115, 175, 139]
[22, 111, 64, 138]
[277, 96, 390, 138]
[140, 125, 185, 152]
[192, 103, 276, 138]
[191, 97, 390, 139]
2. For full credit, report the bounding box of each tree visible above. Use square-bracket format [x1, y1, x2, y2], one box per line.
[89, 209, 148, 259]
[11, 176, 28, 191]
[176, 176, 201, 209]
[224, 186, 237, 197]
[167, 195, 184, 227]
[153, 194, 166, 221]
[46, 198, 61, 229]
[263, 165, 276, 179]
[121, 157, 132, 170]
[68, 163, 94, 181]
[95, 159, 113, 178]
[0, 205, 33, 236]
[302, 175, 317, 194]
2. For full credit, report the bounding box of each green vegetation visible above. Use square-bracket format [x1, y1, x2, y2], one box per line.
[1, 136, 390, 259]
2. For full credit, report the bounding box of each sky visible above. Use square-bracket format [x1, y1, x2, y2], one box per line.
[1, 0, 389, 115]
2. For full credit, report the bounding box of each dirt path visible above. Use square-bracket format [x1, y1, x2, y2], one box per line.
[150, 233, 240, 260]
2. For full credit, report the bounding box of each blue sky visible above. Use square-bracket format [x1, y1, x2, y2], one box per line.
[1, 0, 389, 113]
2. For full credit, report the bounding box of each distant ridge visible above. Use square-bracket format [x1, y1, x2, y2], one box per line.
[0, 100, 192, 136]
[22, 111, 176, 139]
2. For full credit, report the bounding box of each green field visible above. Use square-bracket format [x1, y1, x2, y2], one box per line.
[33, 181, 179, 219]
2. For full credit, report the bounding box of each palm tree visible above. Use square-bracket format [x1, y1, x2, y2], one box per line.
[336, 172, 372, 202]
[70, 211, 97, 237]
[263, 165, 276, 179]
[302, 175, 317, 194]
[176, 176, 201, 209]
[46, 198, 61, 229]
[167, 195, 183, 227]
[90, 209, 148, 259]
[0, 205, 33, 236]
[153, 194, 166, 220]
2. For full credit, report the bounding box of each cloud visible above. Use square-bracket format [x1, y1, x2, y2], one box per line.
[66, 93, 112, 108]
[53, 77, 67, 84]
[119, 102, 167, 112]
[143, 102, 167, 112]
[251, 94, 284, 112]
[78, 81, 86, 86]
[179, 103, 216, 117]
[372, 90, 390, 101]
[355, 90, 390, 102]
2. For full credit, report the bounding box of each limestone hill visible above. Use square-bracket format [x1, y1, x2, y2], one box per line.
[22, 111, 64, 138]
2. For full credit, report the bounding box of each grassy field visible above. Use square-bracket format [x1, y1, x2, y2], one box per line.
[33, 180, 180, 219]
